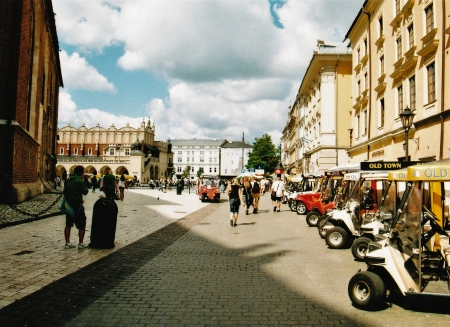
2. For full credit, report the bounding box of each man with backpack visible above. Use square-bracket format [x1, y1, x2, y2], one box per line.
[250, 176, 261, 214]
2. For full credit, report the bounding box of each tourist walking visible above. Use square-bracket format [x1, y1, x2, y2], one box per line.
[118, 175, 127, 201]
[241, 176, 253, 215]
[250, 176, 261, 214]
[226, 178, 243, 227]
[91, 175, 98, 193]
[271, 176, 285, 212]
[63, 165, 89, 249]
[103, 169, 118, 200]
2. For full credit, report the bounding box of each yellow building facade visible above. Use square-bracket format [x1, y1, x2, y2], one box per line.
[283, 41, 353, 174]
[346, 0, 450, 163]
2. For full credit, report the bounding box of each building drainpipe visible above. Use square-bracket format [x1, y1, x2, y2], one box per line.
[362, 7, 371, 162]
[439, 0, 446, 160]
[335, 56, 340, 166]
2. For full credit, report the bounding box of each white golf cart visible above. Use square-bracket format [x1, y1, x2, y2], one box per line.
[348, 162, 450, 310]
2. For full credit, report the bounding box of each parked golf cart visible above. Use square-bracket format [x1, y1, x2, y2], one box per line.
[320, 171, 381, 248]
[348, 162, 450, 310]
[291, 172, 325, 214]
[349, 169, 408, 261]
[304, 171, 346, 227]
[198, 179, 220, 202]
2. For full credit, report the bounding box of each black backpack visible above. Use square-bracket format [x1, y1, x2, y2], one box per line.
[252, 181, 260, 193]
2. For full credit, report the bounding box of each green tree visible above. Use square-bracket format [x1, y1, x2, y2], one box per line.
[182, 166, 190, 178]
[246, 133, 279, 174]
[197, 167, 204, 178]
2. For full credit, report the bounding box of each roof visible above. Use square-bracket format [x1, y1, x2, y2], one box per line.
[221, 141, 252, 149]
[170, 139, 227, 147]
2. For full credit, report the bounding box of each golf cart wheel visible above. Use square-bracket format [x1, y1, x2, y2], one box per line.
[351, 237, 372, 261]
[348, 271, 386, 310]
[318, 223, 330, 239]
[296, 201, 307, 215]
[317, 214, 327, 227]
[290, 202, 297, 212]
[325, 226, 348, 249]
[306, 211, 320, 227]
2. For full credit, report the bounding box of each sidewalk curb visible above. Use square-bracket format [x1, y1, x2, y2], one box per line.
[0, 211, 63, 230]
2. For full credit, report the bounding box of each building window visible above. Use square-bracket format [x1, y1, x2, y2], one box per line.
[125, 148, 130, 155]
[177, 157, 182, 162]
[425, 4, 434, 34]
[192, 157, 194, 162]
[109, 148, 114, 155]
[364, 73, 368, 90]
[187, 158, 190, 162]
[357, 80, 361, 95]
[380, 55, 384, 76]
[60, 147, 64, 155]
[357, 47, 360, 62]
[191, 167, 194, 172]
[225, 169, 227, 174]
[209, 168, 212, 173]
[363, 38, 367, 55]
[398, 85, 403, 115]
[199, 151, 204, 155]
[363, 110, 367, 135]
[357, 115, 360, 138]
[427, 62, 436, 103]
[187, 151, 190, 155]
[214, 168, 217, 173]
[378, 16, 383, 36]
[214, 158, 217, 163]
[200, 158, 204, 162]
[74, 148, 78, 155]
[396, 37, 402, 60]
[408, 24, 414, 49]
[409, 76, 416, 111]
[88, 148, 92, 155]
[209, 158, 212, 163]
[178, 151, 182, 155]
[380, 99, 385, 127]
[177, 167, 182, 172]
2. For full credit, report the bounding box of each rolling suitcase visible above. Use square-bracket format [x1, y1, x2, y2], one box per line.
[89, 198, 118, 249]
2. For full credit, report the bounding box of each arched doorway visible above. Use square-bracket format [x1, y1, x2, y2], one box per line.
[116, 166, 129, 175]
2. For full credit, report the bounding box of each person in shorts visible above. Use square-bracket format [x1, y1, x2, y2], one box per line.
[64, 165, 89, 248]
[250, 176, 261, 214]
[271, 176, 285, 212]
[227, 178, 244, 227]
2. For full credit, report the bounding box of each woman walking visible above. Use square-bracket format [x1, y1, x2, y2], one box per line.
[118, 175, 127, 201]
[241, 176, 253, 215]
[227, 178, 243, 227]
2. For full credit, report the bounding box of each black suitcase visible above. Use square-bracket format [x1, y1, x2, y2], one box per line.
[89, 198, 118, 249]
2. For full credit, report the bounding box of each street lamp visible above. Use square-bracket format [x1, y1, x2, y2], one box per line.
[399, 106, 415, 162]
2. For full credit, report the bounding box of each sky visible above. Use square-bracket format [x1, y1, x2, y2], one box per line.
[54, 0, 363, 144]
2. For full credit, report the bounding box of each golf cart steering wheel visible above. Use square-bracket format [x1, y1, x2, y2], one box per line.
[422, 206, 450, 237]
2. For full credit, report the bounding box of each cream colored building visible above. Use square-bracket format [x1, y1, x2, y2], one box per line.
[56, 119, 173, 183]
[281, 105, 297, 174]
[286, 40, 353, 174]
[346, 0, 450, 163]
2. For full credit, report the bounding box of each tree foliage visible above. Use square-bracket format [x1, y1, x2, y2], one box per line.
[246, 133, 279, 174]
[196, 167, 204, 178]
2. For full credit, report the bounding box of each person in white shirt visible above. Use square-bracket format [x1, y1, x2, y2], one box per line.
[271, 176, 285, 212]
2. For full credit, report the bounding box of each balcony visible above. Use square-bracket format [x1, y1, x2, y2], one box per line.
[360, 54, 369, 66]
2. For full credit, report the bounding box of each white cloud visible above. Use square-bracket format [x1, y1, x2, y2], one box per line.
[58, 90, 143, 129]
[54, 0, 363, 143]
[60, 51, 116, 92]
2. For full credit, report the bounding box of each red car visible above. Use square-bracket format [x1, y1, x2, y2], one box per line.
[198, 180, 220, 202]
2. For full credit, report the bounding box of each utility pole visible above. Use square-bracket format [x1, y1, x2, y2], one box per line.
[241, 132, 244, 170]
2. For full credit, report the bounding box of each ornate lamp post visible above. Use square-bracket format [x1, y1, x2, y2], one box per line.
[399, 106, 415, 162]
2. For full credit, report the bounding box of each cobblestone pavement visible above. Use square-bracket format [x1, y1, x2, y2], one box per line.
[0, 186, 63, 228]
[0, 187, 208, 310]
[1, 192, 450, 326]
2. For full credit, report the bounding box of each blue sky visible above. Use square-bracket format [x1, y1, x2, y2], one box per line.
[54, 0, 363, 143]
